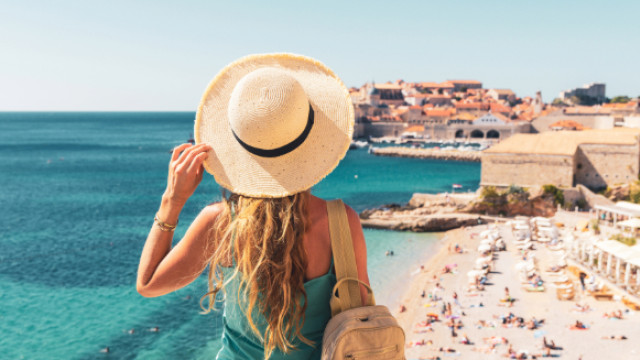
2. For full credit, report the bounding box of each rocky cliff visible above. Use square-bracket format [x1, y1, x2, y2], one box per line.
[463, 186, 557, 217]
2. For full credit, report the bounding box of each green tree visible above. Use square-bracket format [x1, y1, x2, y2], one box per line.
[542, 184, 564, 206]
[610, 95, 631, 104]
[481, 186, 499, 199]
[630, 181, 640, 204]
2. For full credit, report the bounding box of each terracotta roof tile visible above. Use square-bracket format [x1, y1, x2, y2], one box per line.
[549, 120, 586, 130]
[448, 80, 482, 85]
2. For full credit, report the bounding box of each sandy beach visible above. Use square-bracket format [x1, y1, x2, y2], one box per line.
[394, 221, 640, 360]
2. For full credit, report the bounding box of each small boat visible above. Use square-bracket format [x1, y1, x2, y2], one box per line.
[349, 140, 369, 150]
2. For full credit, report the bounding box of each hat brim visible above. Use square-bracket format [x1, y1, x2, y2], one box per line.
[194, 53, 354, 198]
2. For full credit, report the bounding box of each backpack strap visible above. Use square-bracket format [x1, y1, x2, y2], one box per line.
[327, 199, 363, 316]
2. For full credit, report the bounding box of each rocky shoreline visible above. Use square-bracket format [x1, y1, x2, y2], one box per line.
[359, 188, 560, 232]
[369, 146, 481, 162]
[360, 213, 482, 232]
[359, 193, 483, 232]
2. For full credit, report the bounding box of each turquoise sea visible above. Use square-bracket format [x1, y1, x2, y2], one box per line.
[0, 112, 480, 359]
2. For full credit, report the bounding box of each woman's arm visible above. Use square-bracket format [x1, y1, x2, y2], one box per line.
[136, 143, 219, 297]
[345, 204, 371, 306]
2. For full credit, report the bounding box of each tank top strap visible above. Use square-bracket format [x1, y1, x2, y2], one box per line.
[326, 256, 334, 276]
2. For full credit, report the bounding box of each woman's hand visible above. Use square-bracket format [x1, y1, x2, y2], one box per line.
[163, 143, 211, 207]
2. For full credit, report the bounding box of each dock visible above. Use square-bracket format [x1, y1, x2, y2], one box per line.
[369, 146, 482, 162]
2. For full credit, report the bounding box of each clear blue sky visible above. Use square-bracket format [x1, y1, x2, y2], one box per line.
[1, 0, 638, 111]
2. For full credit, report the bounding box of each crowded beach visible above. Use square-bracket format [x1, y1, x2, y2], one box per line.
[395, 210, 640, 359]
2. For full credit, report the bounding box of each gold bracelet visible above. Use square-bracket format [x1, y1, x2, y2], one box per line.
[154, 213, 178, 232]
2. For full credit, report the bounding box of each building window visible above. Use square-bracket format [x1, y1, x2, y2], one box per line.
[577, 163, 583, 170]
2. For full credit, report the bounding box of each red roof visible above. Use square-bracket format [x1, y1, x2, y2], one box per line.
[549, 120, 586, 130]
[424, 109, 454, 117]
[448, 80, 482, 85]
[490, 103, 511, 114]
[564, 106, 612, 115]
[455, 102, 490, 110]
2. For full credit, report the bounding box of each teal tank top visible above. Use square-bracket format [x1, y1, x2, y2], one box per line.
[215, 261, 336, 360]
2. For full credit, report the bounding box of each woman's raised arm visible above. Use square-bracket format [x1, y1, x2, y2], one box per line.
[136, 143, 219, 297]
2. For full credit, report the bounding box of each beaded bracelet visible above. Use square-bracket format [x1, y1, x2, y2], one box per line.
[154, 213, 178, 232]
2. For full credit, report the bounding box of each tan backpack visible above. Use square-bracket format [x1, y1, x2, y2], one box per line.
[321, 200, 405, 360]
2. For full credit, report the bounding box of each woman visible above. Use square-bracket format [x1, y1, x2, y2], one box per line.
[136, 54, 369, 359]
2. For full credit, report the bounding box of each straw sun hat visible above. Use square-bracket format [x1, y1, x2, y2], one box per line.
[194, 53, 354, 198]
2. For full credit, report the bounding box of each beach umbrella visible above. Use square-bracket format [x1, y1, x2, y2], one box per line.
[477, 244, 491, 252]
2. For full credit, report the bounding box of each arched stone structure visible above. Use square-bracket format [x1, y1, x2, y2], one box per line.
[470, 129, 484, 138]
[486, 129, 500, 139]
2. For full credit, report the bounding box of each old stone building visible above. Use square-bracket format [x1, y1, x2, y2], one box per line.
[481, 128, 640, 190]
[366, 83, 404, 107]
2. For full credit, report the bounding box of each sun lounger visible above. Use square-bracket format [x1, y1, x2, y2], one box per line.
[622, 297, 640, 311]
[593, 293, 614, 301]
[589, 286, 614, 301]
[524, 285, 545, 292]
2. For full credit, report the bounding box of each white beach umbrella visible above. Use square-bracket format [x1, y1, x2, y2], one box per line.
[477, 244, 491, 253]
[557, 254, 567, 267]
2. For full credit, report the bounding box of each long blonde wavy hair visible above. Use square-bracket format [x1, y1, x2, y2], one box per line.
[200, 190, 311, 359]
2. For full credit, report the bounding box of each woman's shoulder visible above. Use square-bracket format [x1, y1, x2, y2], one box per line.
[309, 195, 359, 222]
[195, 202, 225, 225]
